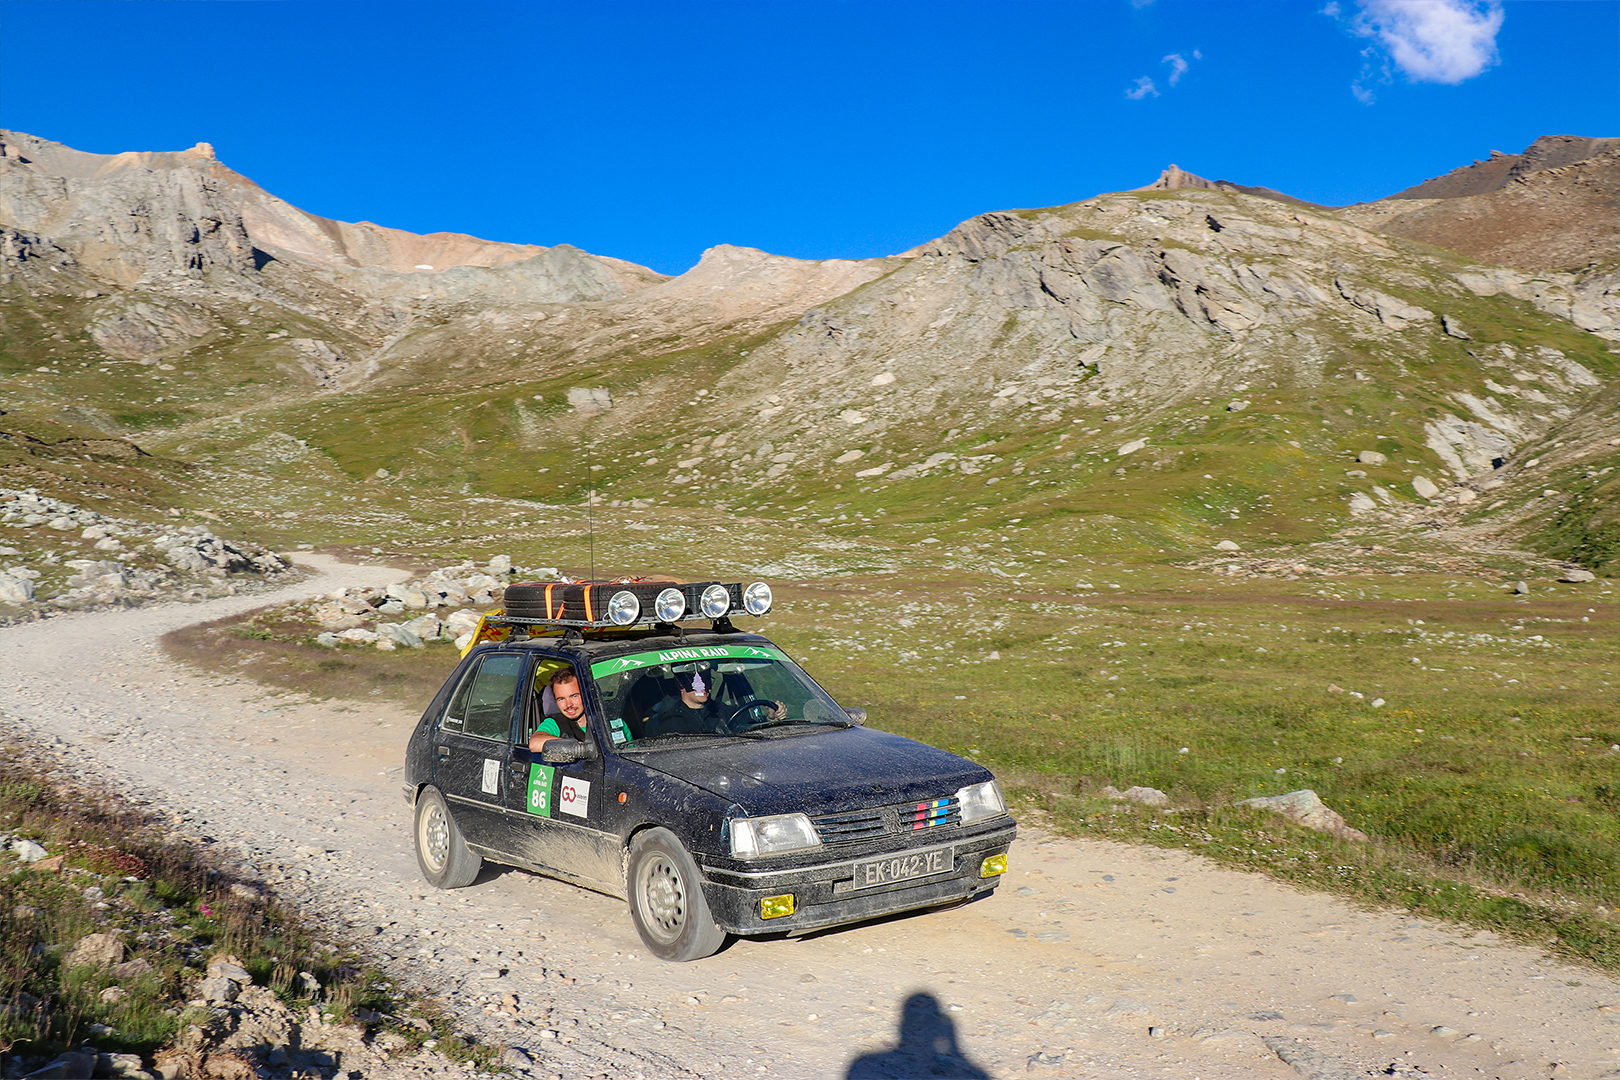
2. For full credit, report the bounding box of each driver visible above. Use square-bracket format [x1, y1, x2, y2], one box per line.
[528, 668, 586, 751]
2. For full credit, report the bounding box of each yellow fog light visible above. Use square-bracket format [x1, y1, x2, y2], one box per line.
[980, 854, 1008, 878]
[760, 894, 796, 919]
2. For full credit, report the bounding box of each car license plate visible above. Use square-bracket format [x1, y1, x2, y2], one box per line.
[851, 846, 954, 889]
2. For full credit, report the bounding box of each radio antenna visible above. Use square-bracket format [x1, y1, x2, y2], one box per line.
[586, 433, 595, 582]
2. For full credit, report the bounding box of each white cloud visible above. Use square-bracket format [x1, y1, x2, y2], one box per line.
[1163, 53, 1190, 86]
[1351, 0, 1504, 84]
[1125, 76, 1160, 100]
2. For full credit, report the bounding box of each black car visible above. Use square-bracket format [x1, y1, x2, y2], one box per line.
[402, 579, 1016, 961]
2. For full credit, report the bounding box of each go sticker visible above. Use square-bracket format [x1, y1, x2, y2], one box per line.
[526, 763, 555, 817]
[559, 776, 590, 818]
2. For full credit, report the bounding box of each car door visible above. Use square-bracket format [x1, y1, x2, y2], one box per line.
[504, 658, 623, 892]
[434, 650, 525, 856]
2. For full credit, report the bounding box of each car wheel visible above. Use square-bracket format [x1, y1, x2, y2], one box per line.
[626, 828, 726, 961]
[414, 786, 481, 889]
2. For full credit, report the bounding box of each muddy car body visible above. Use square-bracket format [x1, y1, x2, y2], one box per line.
[402, 581, 1016, 960]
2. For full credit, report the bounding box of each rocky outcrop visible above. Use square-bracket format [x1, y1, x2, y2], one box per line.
[0, 128, 662, 303]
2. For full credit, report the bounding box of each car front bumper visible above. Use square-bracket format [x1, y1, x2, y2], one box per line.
[697, 819, 1016, 936]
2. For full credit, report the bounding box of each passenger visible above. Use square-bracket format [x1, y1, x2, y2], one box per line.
[644, 667, 726, 737]
[645, 666, 786, 737]
[528, 668, 586, 752]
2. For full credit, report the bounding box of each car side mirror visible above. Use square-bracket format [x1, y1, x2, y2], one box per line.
[843, 707, 867, 726]
[541, 738, 598, 764]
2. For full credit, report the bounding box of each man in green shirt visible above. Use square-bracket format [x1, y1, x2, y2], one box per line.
[528, 668, 586, 751]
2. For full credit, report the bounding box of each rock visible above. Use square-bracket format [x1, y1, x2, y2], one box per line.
[1513, 580, 1529, 594]
[207, 956, 252, 984]
[1235, 789, 1368, 842]
[1117, 438, 1147, 456]
[1357, 450, 1387, 466]
[1214, 539, 1241, 551]
[0, 573, 35, 603]
[1226, 400, 1249, 411]
[834, 449, 865, 464]
[199, 975, 241, 1004]
[315, 632, 341, 647]
[567, 387, 612, 413]
[65, 931, 125, 968]
[12, 838, 48, 862]
[95, 1051, 147, 1078]
[165, 546, 209, 573]
[29, 1052, 96, 1079]
[488, 554, 513, 575]
[385, 583, 430, 609]
[1348, 493, 1377, 513]
[1456, 489, 1477, 504]
[337, 628, 378, 644]
[871, 372, 896, 386]
[1560, 568, 1596, 582]
[99, 986, 130, 1004]
[1103, 785, 1170, 807]
[400, 614, 443, 641]
[1411, 476, 1440, 499]
[110, 958, 156, 980]
[501, 1047, 534, 1068]
[1441, 314, 1472, 339]
[377, 623, 423, 648]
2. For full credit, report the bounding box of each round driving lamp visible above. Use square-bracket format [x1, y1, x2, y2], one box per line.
[700, 583, 731, 619]
[606, 589, 640, 626]
[742, 581, 773, 616]
[654, 587, 686, 622]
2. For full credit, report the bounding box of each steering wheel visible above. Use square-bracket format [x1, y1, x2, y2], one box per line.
[724, 698, 780, 730]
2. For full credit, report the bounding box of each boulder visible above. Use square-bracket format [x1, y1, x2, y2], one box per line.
[1235, 789, 1367, 842]
[1411, 476, 1440, 499]
[1214, 540, 1241, 552]
[1357, 450, 1387, 466]
[0, 573, 35, 603]
[1117, 439, 1147, 456]
[1559, 569, 1595, 583]
[12, 838, 49, 861]
[65, 931, 125, 968]
[377, 623, 424, 648]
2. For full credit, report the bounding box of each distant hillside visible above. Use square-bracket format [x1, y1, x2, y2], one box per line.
[0, 129, 1616, 580]
[1338, 135, 1619, 273]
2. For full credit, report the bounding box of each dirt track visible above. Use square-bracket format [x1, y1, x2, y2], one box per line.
[1, 555, 1615, 1080]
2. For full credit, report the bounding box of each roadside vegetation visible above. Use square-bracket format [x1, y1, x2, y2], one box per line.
[0, 736, 498, 1074]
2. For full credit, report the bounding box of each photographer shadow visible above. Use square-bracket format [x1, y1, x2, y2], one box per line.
[846, 991, 990, 1079]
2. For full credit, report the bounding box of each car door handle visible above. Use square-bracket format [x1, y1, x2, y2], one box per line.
[437, 746, 450, 760]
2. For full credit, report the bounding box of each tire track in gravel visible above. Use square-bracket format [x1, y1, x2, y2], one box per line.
[1, 554, 1616, 1080]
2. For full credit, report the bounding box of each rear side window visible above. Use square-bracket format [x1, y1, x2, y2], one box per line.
[442, 653, 525, 741]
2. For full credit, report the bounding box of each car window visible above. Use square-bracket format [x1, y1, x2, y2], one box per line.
[590, 643, 845, 747]
[443, 652, 526, 741]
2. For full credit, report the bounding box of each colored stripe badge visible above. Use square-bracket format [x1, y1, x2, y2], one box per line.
[910, 799, 950, 829]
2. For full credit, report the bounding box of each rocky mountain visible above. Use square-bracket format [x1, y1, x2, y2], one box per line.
[1339, 135, 1619, 272]
[0, 128, 1615, 586]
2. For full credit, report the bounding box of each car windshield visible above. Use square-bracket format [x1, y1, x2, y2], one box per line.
[589, 643, 848, 749]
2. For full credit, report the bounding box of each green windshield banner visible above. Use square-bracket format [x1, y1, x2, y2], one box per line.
[591, 644, 787, 680]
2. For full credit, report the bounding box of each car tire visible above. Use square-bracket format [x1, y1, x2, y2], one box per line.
[414, 786, 481, 889]
[626, 828, 726, 961]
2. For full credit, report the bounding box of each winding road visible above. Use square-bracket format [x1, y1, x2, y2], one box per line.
[1, 556, 1614, 1080]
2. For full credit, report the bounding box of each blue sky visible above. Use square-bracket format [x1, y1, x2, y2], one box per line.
[2, 0, 1613, 276]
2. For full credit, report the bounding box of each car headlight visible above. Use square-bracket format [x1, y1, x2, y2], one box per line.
[729, 813, 821, 857]
[955, 780, 1006, 824]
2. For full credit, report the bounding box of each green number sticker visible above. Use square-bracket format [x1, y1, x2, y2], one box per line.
[526, 763, 555, 817]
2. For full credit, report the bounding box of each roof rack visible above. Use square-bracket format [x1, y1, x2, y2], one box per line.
[460, 580, 772, 656]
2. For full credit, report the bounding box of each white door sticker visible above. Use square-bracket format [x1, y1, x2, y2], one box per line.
[559, 776, 590, 817]
[482, 757, 500, 795]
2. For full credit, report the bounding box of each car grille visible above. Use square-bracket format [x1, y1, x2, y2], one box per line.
[811, 797, 961, 844]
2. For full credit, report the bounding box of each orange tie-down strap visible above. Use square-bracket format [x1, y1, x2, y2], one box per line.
[540, 583, 595, 621]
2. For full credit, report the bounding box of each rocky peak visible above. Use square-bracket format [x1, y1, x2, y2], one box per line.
[1381, 134, 1619, 201]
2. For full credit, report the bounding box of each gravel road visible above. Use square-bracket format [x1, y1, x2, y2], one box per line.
[1, 555, 1615, 1080]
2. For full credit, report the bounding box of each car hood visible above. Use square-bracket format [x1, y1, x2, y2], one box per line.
[627, 726, 992, 815]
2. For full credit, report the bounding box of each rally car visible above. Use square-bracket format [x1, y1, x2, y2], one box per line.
[402, 578, 1016, 961]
